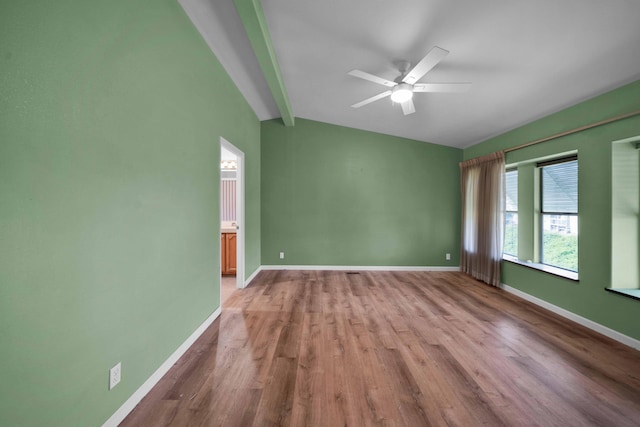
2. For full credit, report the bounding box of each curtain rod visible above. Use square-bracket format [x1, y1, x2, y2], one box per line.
[504, 109, 640, 153]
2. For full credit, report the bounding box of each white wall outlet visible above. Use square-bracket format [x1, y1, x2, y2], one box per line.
[109, 362, 121, 390]
[446, 253, 451, 261]
[279, 252, 285, 259]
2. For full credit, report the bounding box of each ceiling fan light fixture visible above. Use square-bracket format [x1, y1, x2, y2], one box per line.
[390, 83, 413, 103]
[348, 46, 469, 114]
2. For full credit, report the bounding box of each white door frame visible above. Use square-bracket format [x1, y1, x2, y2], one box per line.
[220, 137, 245, 292]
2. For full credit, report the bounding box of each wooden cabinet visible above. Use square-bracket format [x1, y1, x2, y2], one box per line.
[221, 232, 237, 276]
[227, 233, 236, 274]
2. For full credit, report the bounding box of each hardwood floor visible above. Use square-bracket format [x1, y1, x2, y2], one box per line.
[121, 270, 640, 426]
[221, 276, 237, 304]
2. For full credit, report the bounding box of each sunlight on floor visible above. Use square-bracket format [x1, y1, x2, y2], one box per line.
[221, 276, 237, 305]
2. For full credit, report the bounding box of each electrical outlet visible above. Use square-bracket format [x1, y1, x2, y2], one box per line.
[279, 252, 285, 259]
[109, 362, 121, 390]
[446, 253, 451, 261]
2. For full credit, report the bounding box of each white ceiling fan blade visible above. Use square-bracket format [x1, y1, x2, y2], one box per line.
[400, 99, 415, 115]
[413, 83, 471, 93]
[402, 46, 449, 85]
[351, 90, 392, 108]
[348, 70, 397, 87]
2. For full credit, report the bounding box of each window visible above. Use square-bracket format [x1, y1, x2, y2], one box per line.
[504, 169, 518, 256]
[539, 157, 578, 272]
[609, 136, 640, 300]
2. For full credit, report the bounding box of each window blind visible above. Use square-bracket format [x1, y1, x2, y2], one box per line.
[505, 169, 518, 211]
[541, 159, 578, 213]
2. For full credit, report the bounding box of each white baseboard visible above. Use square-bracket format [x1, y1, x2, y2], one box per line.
[501, 284, 640, 351]
[244, 266, 263, 287]
[260, 265, 461, 272]
[102, 307, 222, 427]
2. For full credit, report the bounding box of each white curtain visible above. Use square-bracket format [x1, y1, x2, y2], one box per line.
[459, 151, 505, 286]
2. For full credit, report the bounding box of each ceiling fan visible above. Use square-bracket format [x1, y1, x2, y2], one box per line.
[348, 46, 471, 115]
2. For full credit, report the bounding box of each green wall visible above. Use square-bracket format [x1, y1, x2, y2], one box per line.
[464, 80, 640, 341]
[0, 1, 260, 426]
[261, 118, 462, 267]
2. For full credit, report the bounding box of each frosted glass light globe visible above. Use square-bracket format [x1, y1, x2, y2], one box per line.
[390, 83, 413, 103]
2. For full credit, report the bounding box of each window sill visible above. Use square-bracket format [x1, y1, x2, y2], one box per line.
[503, 255, 579, 281]
[605, 288, 640, 302]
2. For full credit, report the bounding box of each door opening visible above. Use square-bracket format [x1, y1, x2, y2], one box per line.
[220, 138, 245, 304]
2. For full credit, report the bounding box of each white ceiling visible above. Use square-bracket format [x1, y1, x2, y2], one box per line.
[180, 0, 640, 149]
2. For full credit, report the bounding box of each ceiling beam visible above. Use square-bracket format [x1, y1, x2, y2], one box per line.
[233, 0, 294, 127]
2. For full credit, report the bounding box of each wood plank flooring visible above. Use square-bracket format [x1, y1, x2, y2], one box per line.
[120, 270, 640, 426]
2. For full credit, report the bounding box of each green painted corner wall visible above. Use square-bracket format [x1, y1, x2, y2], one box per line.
[260, 118, 462, 267]
[464, 80, 640, 341]
[0, 1, 260, 426]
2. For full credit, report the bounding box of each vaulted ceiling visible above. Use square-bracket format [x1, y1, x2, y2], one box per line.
[179, 0, 640, 149]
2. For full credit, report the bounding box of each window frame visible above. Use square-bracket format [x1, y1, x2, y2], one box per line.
[538, 155, 578, 273]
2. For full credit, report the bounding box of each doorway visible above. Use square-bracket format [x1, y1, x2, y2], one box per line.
[220, 138, 245, 305]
